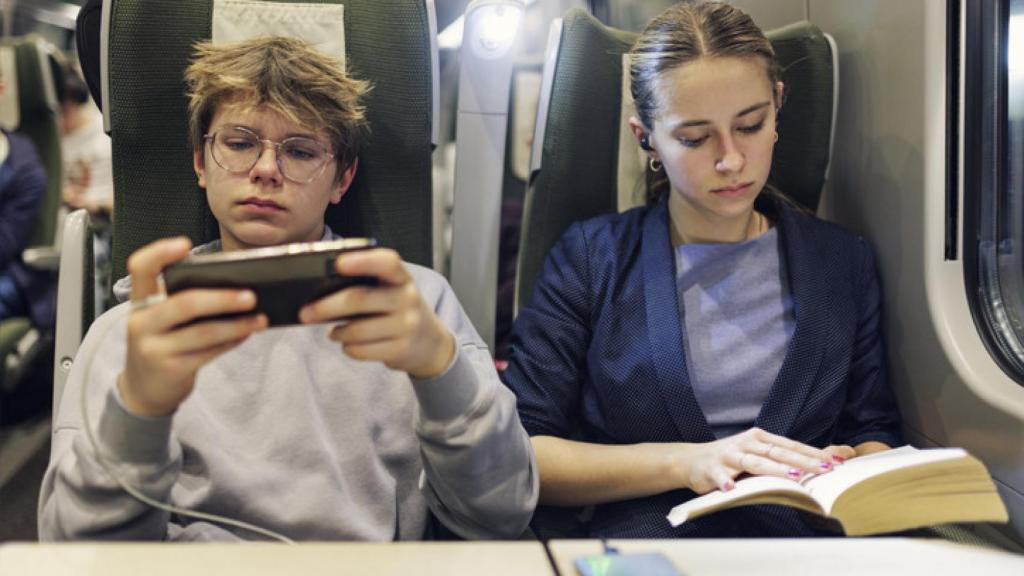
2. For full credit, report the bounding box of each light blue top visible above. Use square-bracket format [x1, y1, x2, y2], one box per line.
[674, 227, 795, 439]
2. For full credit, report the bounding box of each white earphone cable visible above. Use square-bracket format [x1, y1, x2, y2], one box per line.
[78, 308, 295, 543]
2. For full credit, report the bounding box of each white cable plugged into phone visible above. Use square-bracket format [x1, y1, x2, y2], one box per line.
[79, 303, 295, 544]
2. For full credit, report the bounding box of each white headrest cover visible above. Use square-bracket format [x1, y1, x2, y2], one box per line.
[512, 69, 542, 182]
[617, 53, 646, 212]
[212, 0, 346, 67]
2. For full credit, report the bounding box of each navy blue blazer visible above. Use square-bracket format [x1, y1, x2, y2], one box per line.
[503, 197, 901, 538]
[0, 131, 52, 328]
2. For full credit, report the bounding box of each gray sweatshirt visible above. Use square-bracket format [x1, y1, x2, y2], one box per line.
[38, 238, 538, 541]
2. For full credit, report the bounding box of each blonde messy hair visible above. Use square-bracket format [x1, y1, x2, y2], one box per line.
[185, 36, 370, 181]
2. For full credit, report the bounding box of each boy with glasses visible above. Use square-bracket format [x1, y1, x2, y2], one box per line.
[39, 36, 537, 541]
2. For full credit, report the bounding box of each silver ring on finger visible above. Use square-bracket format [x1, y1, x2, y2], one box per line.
[739, 453, 749, 470]
[765, 445, 776, 460]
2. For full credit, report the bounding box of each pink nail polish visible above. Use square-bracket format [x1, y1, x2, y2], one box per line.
[832, 455, 846, 464]
[787, 469, 802, 479]
[819, 461, 833, 470]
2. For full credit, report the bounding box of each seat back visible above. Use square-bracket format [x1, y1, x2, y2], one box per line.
[101, 0, 437, 282]
[764, 21, 837, 212]
[514, 11, 634, 315]
[0, 34, 63, 249]
[514, 9, 837, 312]
[50, 0, 438, 414]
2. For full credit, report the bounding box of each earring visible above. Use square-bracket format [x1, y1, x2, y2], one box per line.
[640, 135, 652, 151]
[649, 157, 662, 172]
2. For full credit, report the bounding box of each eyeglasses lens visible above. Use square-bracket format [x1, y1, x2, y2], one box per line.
[211, 128, 329, 182]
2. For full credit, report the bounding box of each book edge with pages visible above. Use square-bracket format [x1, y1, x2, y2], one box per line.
[666, 445, 1010, 536]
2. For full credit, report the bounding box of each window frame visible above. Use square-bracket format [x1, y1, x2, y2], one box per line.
[962, 0, 1024, 384]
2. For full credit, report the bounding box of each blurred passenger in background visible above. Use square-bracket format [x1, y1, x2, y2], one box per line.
[58, 59, 112, 219]
[0, 69, 49, 325]
[57, 57, 113, 313]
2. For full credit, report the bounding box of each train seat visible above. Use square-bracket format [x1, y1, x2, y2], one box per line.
[0, 34, 64, 421]
[55, 0, 439, 413]
[514, 8, 837, 538]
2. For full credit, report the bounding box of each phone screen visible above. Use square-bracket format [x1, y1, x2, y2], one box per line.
[575, 552, 683, 576]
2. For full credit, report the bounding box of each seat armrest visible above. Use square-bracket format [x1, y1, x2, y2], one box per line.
[21, 246, 61, 271]
[53, 209, 92, 418]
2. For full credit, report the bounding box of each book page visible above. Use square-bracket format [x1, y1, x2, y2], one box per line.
[803, 446, 966, 513]
[665, 446, 974, 527]
[666, 475, 816, 527]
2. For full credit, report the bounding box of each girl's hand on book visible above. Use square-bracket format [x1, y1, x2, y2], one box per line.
[823, 444, 857, 464]
[683, 428, 840, 494]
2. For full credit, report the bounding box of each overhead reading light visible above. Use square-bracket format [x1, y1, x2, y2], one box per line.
[438, 0, 535, 50]
[468, 3, 522, 59]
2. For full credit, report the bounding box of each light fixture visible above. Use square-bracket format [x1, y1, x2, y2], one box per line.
[438, 0, 535, 51]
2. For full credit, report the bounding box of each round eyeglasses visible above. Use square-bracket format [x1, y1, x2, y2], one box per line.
[203, 126, 335, 184]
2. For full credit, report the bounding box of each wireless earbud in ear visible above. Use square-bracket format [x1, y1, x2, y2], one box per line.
[640, 134, 652, 151]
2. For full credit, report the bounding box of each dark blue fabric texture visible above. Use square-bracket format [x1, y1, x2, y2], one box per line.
[0, 131, 53, 327]
[0, 131, 46, 270]
[502, 195, 902, 538]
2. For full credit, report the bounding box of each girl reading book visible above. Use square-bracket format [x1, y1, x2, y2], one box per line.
[502, 0, 902, 538]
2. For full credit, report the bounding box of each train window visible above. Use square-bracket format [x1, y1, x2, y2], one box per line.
[963, 0, 1024, 384]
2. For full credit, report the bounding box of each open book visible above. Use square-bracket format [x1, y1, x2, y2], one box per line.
[666, 446, 1008, 536]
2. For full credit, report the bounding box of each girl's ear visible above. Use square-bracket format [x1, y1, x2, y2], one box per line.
[628, 116, 646, 143]
[628, 116, 655, 154]
[774, 81, 785, 112]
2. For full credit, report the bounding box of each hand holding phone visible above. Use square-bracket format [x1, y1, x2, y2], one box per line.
[120, 237, 269, 417]
[163, 238, 378, 327]
[298, 246, 457, 380]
